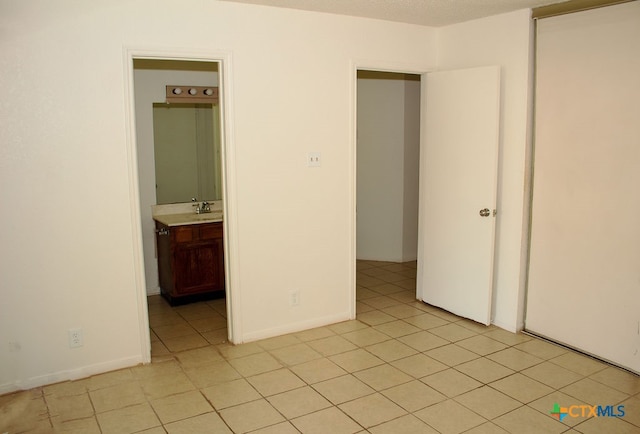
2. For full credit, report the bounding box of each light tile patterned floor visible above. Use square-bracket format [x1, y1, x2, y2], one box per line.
[2, 260, 640, 433]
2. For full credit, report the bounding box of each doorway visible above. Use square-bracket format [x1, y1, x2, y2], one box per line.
[124, 50, 237, 361]
[356, 70, 421, 264]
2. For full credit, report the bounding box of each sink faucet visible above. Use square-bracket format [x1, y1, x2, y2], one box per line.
[191, 198, 211, 214]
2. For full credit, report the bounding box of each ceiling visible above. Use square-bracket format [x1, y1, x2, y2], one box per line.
[219, 0, 570, 27]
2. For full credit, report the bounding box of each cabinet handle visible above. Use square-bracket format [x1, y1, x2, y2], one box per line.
[156, 228, 170, 236]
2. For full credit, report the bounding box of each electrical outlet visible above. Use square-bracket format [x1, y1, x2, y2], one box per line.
[289, 290, 300, 307]
[68, 328, 83, 348]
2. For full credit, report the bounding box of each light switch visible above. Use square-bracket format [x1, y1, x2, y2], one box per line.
[307, 152, 321, 167]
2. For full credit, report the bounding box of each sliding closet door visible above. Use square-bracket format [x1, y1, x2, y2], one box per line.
[526, 1, 640, 373]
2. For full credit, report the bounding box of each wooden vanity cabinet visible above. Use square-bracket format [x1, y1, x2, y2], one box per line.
[156, 221, 224, 305]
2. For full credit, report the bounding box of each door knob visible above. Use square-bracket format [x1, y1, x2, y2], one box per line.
[479, 208, 490, 217]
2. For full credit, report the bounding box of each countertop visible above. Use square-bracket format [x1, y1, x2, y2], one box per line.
[153, 212, 223, 227]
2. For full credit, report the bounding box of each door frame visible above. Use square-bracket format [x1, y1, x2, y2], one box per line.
[350, 60, 434, 317]
[123, 47, 241, 362]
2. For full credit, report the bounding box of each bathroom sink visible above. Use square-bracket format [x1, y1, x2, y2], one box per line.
[192, 212, 223, 221]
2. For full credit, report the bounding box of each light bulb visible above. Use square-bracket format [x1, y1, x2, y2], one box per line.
[172, 88, 182, 95]
[204, 88, 213, 96]
[189, 88, 197, 95]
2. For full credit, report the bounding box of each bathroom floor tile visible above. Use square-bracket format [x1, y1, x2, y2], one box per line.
[162, 334, 209, 352]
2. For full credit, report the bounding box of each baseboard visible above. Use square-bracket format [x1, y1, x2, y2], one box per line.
[0, 355, 144, 395]
[240, 312, 352, 344]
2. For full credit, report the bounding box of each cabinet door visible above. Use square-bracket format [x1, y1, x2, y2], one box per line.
[174, 238, 224, 294]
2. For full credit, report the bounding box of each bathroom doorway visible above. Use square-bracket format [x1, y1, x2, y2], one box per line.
[124, 51, 237, 361]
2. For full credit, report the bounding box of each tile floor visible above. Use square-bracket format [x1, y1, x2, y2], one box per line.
[2, 260, 639, 433]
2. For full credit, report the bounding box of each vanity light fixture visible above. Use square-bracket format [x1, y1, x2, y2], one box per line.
[165, 85, 219, 104]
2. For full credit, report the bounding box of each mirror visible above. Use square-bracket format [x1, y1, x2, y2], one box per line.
[152, 102, 222, 204]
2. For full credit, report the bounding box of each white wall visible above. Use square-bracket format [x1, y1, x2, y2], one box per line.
[0, 0, 437, 392]
[402, 79, 421, 261]
[437, 9, 534, 331]
[133, 66, 219, 294]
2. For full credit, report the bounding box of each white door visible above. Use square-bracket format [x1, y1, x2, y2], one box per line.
[526, 2, 640, 373]
[417, 66, 500, 325]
